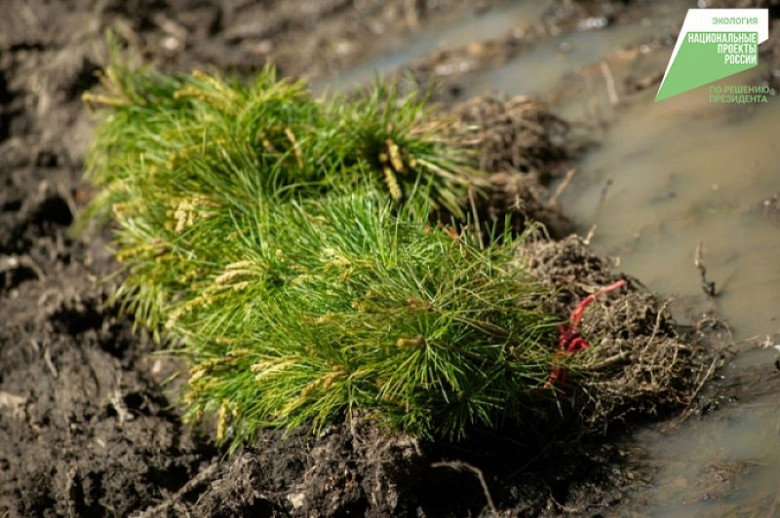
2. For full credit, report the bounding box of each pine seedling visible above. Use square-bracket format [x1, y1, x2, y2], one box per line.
[169, 193, 560, 446]
[78, 60, 485, 333]
[79, 60, 572, 447]
[80, 61, 480, 223]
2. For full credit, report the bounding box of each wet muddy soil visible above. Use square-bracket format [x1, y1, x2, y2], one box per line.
[1, 1, 774, 516]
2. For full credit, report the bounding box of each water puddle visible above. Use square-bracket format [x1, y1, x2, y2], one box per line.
[561, 75, 780, 342]
[457, 1, 685, 105]
[557, 48, 780, 518]
[632, 391, 779, 516]
[312, 0, 553, 93]
[325, 1, 779, 514]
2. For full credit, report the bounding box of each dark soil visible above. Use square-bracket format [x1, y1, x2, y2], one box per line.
[0, 1, 745, 516]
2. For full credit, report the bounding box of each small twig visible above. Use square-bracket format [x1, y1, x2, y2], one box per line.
[648, 298, 674, 346]
[109, 388, 133, 425]
[600, 60, 619, 106]
[694, 241, 717, 297]
[583, 225, 597, 246]
[690, 356, 719, 402]
[596, 178, 613, 210]
[432, 461, 498, 517]
[548, 168, 576, 209]
[671, 354, 720, 427]
[109, 369, 133, 425]
[586, 350, 632, 370]
[43, 347, 58, 378]
[133, 462, 219, 518]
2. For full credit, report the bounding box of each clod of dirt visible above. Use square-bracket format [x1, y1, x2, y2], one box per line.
[171, 412, 645, 518]
[175, 419, 424, 517]
[454, 94, 573, 178]
[521, 235, 715, 431]
[452, 94, 580, 237]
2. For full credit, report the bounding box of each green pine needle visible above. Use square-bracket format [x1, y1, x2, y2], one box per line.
[78, 58, 568, 448]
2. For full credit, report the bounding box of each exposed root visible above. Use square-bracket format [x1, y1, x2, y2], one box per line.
[520, 235, 716, 433]
[432, 461, 498, 517]
[133, 462, 219, 518]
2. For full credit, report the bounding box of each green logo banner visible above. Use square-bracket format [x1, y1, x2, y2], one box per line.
[656, 9, 769, 101]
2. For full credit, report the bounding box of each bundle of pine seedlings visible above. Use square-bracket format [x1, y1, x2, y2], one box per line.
[78, 60, 591, 448]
